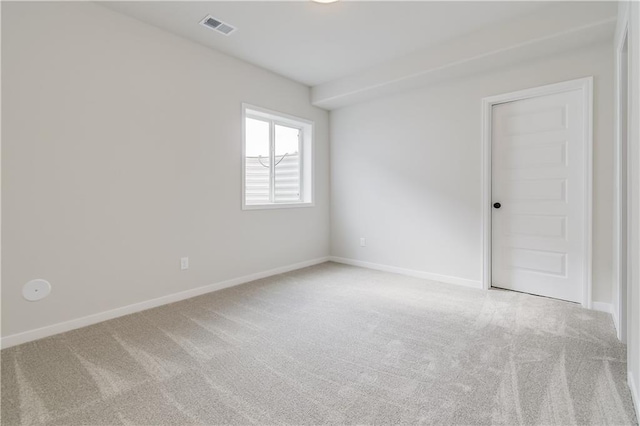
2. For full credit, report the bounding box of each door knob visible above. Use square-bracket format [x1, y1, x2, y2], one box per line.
[493, 202, 501, 209]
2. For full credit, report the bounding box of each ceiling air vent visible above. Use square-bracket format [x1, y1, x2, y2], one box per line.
[199, 15, 236, 36]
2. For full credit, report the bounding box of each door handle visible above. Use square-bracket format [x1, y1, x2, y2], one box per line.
[493, 202, 501, 209]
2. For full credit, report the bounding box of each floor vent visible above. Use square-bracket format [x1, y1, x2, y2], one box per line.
[199, 15, 236, 36]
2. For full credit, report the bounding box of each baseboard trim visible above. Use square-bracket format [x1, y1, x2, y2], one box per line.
[591, 302, 618, 335]
[592, 301, 613, 314]
[610, 303, 621, 338]
[1, 256, 330, 349]
[329, 256, 482, 289]
[629, 371, 640, 422]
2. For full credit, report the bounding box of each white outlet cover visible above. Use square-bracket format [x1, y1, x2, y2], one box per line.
[23, 279, 51, 301]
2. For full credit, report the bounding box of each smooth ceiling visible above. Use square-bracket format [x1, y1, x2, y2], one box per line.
[100, 1, 552, 86]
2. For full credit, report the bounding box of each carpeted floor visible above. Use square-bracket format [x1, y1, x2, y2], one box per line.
[1, 262, 638, 425]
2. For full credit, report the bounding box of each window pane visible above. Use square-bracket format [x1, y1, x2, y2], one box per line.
[274, 124, 301, 203]
[245, 118, 270, 156]
[245, 118, 270, 204]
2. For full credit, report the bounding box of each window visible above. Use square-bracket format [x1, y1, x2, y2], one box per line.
[242, 104, 313, 209]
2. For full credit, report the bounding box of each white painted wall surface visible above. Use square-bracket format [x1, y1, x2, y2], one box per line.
[330, 43, 614, 304]
[1, 2, 329, 338]
[313, 2, 616, 110]
[615, 0, 640, 415]
[632, 1, 640, 414]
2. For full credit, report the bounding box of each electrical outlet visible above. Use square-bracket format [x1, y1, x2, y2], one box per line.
[180, 257, 189, 270]
[360, 238, 366, 247]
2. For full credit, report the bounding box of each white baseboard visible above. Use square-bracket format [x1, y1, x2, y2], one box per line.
[611, 302, 621, 340]
[592, 301, 614, 314]
[629, 371, 640, 423]
[591, 302, 618, 336]
[0, 256, 330, 349]
[329, 256, 482, 289]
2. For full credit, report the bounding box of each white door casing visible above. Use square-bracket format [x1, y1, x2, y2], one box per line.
[614, 21, 630, 341]
[481, 78, 593, 307]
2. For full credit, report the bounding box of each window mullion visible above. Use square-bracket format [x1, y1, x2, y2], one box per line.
[270, 120, 275, 203]
[297, 129, 303, 202]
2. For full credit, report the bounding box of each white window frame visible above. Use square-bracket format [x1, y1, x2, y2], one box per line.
[259, 117, 303, 204]
[242, 103, 314, 210]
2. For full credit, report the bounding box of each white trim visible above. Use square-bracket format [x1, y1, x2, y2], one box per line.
[0, 257, 330, 349]
[481, 77, 594, 309]
[592, 301, 613, 315]
[611, 303, 620, 333]
[241, 103, 315, 211]
[591, 302, 617, 339]
[243, 103, 314, 127]
[629, 371, 640, 423]
[329, 256, 483, 289]
[242, 202, 314, 211]
[613, 11, 630, 342]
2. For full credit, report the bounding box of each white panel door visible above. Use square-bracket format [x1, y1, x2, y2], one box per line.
[491, 89, 586, 303]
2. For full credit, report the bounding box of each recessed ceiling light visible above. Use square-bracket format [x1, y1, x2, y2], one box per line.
[312, 0, 339, 3]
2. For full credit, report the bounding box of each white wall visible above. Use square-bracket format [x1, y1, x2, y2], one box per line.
[1, 2, 329, 339]
[615, 0, 640, 415]
[631, 0, 640, 412]
[330, 43, 614, 303]
[313, 2, 616, 109]
[633, 0, 640, 413]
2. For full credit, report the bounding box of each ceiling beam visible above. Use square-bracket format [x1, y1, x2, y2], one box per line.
[311, 2, 616, 110]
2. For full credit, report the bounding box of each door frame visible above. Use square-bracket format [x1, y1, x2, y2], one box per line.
[480, 77, 594, 308]
[614, 15, 630, 341]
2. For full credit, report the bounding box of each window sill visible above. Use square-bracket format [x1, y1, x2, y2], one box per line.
[242, 202, 314, 211]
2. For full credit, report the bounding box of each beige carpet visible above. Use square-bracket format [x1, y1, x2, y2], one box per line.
[1, 262, 638, 425]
